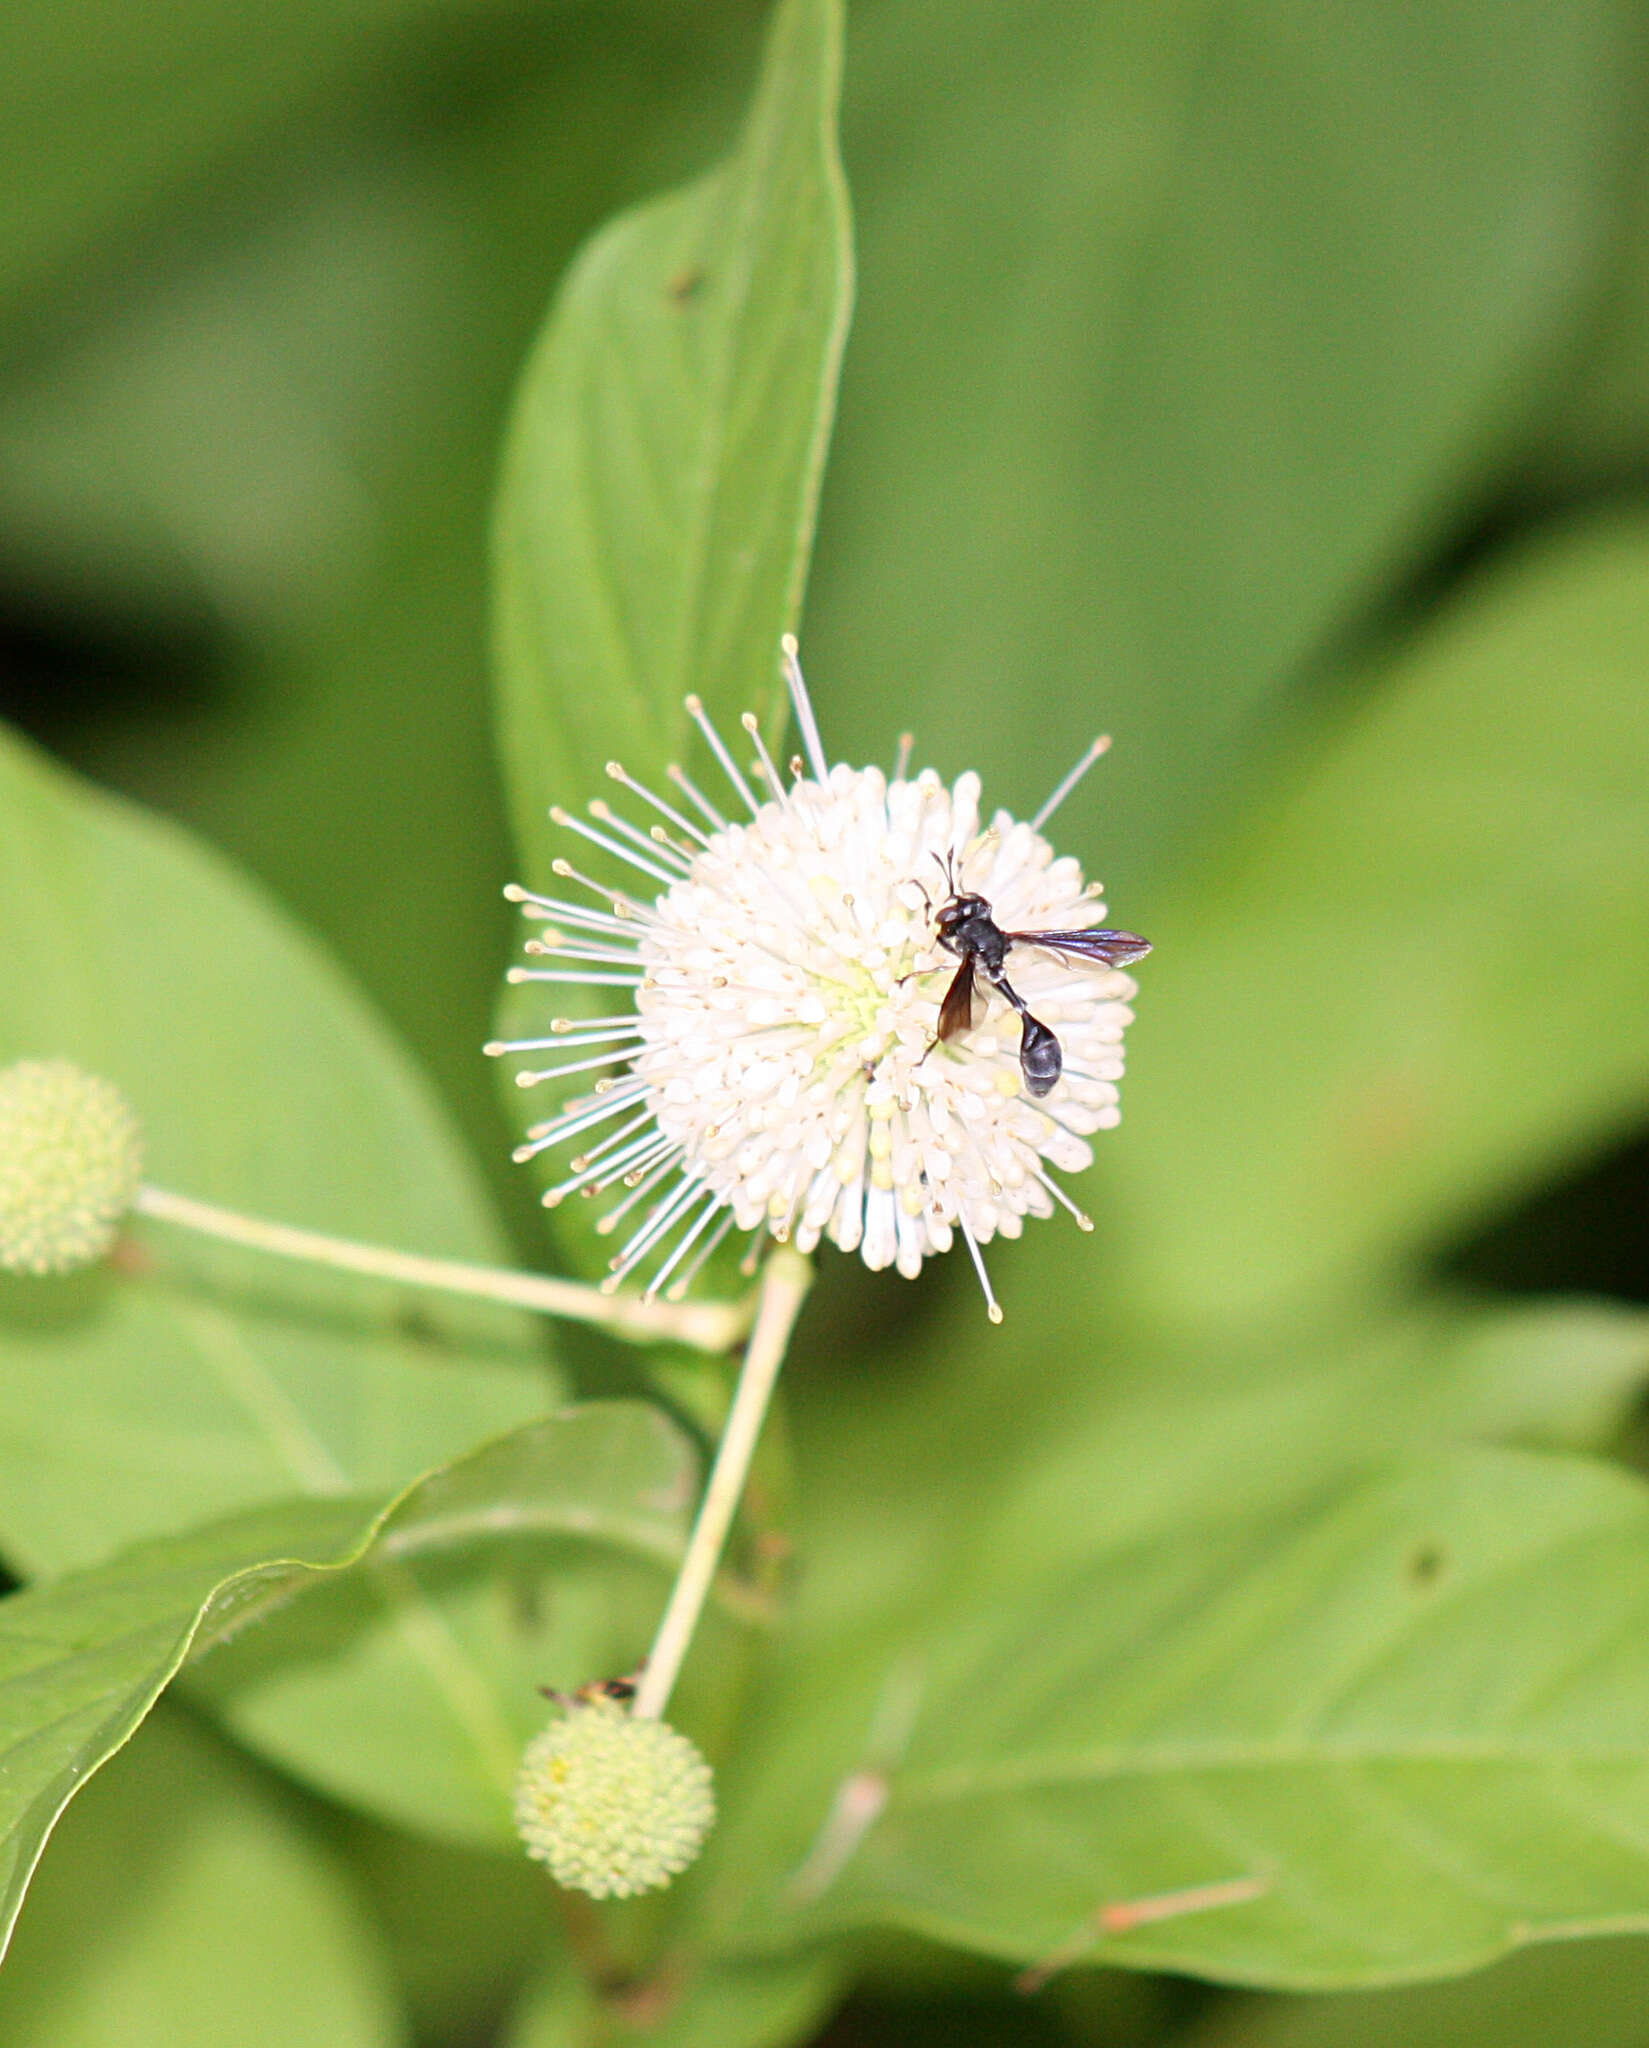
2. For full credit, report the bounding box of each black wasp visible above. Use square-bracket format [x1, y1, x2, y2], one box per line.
[932, 881, 1150, 1098]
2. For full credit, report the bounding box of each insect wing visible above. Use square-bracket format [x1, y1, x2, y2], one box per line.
[936, 955, 978, 1041]
[1007, 927, 1152, 967]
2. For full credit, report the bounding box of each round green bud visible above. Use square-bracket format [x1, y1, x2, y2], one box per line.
[0, 1060, 144, 1276]
[513, 1698, 715, 1899]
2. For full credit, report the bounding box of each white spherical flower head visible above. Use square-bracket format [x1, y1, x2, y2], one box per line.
[491, 641, 1147, 1320]
[0, 1059, 144, 1275]
[513, 1698, 715, 1898]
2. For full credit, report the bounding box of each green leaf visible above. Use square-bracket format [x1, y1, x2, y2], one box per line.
[801, 0, 1631, 877]
[0, 718, 557, 1578]
[0, 1708, 401, 2047]
[691, 1293, 1649, 1969]
[976, 1292, 1649, 1606]
[774, 1287, 1649, 1663]
[340, 1819, 549, 2048]
[0, 1403, 697, 1957]
[1100, 512, 1649, 1329]
[1183, 1933, 1649, 2048]
[720, 1448, 1649, 1989]
[491, 0, 854, 883]
[186, 1403, 711, 1846]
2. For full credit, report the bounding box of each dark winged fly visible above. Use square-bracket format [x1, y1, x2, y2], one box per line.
[538, 1670, 641, 1709]
[932, 876, 1150, 1098]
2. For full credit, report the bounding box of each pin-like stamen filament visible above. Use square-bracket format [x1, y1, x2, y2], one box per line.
[549, 857, 656, 921]
[550, 805, 680, 888]
[666, 1209, 737, 1299]
[607, 761, 713, 848]
[685, 694, 759, 817]
[781, 633, 831, 783]
[1030, 1164, 1095, 1232]
[741, 711, 792, 812]
[593, 1150, 685, 1236]
[665, 761, 728, 831]
[957, 1212, 1004, 1324]
[588, 798, 694, 873]
[1031, 733, 1112, 831]
[645, 1189, 726, 1299]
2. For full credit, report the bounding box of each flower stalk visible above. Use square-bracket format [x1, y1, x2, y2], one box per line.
[632, 1246, 813, 1721]
[131, 1182, 752, 1353]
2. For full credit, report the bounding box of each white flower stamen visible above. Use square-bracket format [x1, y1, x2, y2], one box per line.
[1031, 732, 1112, 831]
[685, 693, 759, 816]
[666, 1209, 738, 1300]
[588, 798, 696, 874]
[494, 646, 1144, 1318]
[957, 1210, 1004, 1326]
[781, 633, 831, 782]
[550, 805, 681, 888]
[665, 760, 729, 831]
[741, 710, 793, 813]
[606, 760, 715, 849]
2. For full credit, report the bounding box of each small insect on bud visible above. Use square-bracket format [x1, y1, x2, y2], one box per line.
[512, 1696, 715, 1899]
[0, 1059, 144, 1275]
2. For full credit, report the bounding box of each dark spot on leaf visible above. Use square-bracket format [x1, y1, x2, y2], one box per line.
[510, 1573, 545, 1634]
[394, 1303, 446, 1351]
[669, 265, 706, 303]
[1406, 1541, 1447, 1588]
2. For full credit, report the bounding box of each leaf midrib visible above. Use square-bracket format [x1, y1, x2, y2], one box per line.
[900, 1736, 1649, 1805]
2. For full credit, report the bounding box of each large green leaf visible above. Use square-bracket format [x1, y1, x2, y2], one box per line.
[714, 1448, 1649, 1989]
[776, 1286, 1649, 1662]
[802, 0, 1630, 875]
[491, 0, 853, 883]
[966, 1293, 1649, 1614]
[0, 718, 557, 1577]
[0, 1403, 697, 1959]
[184, 1405, 717, 1846]
[686, 1296, 1649, 1986]
[339, 1819, 549, 2048]
[1097, 512, 1649, 1330]
[0, 1708, 400, 2047]
[1183, 1933, 1649, 2048]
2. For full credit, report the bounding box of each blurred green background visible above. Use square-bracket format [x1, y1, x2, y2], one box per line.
[5, 1, 1649, 2042]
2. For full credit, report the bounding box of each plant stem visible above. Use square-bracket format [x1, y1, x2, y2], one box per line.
[131, 1183, 752, 1354]
[632, 1247, 813, 1721]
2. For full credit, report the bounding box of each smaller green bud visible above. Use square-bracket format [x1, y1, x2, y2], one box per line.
[513, 1697, 715, 1899]
[0, 1060, 144, 1275]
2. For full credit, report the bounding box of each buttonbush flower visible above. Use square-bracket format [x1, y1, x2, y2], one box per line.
[491, 642, 1144, 1319]
[0, 1059, 144, 1275]
[513, 1697, 715, 1898]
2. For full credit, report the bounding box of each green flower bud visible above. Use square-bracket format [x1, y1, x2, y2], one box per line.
[513, 1698, 715, 1899]
[0, 1060, 144, 1275]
